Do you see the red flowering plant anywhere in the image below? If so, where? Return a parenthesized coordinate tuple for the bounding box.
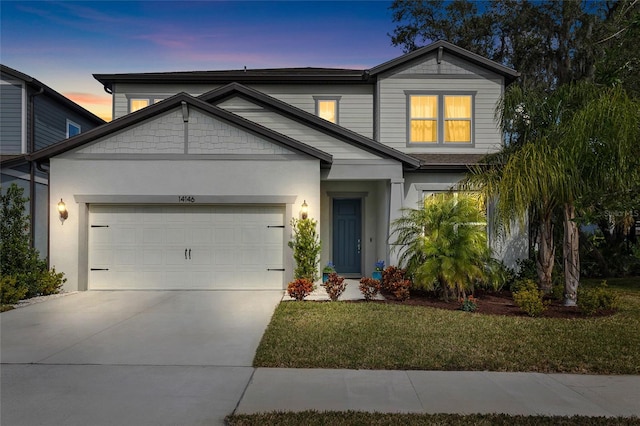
(287, 278, 315, 301)
(359, 277, 380, 301)
(459, 295, 478, 312)
(323, 272, 346, 301)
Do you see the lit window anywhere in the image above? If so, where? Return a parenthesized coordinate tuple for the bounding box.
(66, 119, 81, 138)
(410, 96, 438, 143)
(314, 97, 340, 124)
(444, 96, 472, 143)
(130, 99, 150, 112)
(408, 93, 474, 145)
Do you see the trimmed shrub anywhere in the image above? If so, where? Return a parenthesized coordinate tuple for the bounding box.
(287, 278, 315, 301)
(323, 272, 346, 301)
(358, 277, 380, 301)
(1, 275, 28, 304)
(513, 279, 547, 317)
(460, 295, 478, 312)
(288, 218, 321, 282)
(578, 281, 618, 316)
(381, 266, 411, 301)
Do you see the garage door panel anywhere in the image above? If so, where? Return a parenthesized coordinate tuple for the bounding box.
(114, 249, 137, 266)
(113, 227, 137, 245)
(166, 228, 187, 244)
(143, 249, 163, 266)
(143, 227, 164, 244)
(89, 204, 285, 290)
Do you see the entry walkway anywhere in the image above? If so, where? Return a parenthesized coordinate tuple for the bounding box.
(236, 368, 640, 418)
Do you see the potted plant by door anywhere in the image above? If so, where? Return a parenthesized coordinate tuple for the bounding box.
(322, 262, 336, 283)
(372, 260, 384, 281)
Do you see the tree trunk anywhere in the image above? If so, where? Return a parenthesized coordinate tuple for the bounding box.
(563, 203, 580, 306)
(537, 216, 554, 293)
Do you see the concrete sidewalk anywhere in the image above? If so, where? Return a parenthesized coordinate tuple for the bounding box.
(235, 368, 640, 418)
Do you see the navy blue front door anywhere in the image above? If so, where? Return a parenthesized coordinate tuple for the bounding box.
(333, 199, 362, 274)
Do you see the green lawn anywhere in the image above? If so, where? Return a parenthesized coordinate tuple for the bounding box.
(226, 411, 640, 425)
(254, 278, 640, 374)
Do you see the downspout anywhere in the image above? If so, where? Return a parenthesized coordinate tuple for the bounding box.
(28, 85, 45, 251)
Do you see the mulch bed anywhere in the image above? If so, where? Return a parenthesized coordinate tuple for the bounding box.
(369, 289, 617, 319)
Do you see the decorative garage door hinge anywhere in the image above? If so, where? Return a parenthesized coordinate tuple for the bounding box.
(91, 225, 109, 228)
(90, 268, 109, 271)
(267, 225, 285, 228)
(267, 268, 285, 271)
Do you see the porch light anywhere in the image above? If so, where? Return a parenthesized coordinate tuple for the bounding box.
(301, 200, 308, 219)
(57, 199, 68, 222)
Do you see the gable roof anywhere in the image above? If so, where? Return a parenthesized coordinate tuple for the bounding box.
(29, 92, 332, 164)
(1, 64, 105, 126)
(93, 40, 519, 92)
(368, 40, 520, 84)
(200, 83, 421, 169)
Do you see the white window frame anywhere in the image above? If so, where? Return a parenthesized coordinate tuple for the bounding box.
(66, 119, 81, 138)
(406, 91, 476, 146)
(313, 96, 341, 124)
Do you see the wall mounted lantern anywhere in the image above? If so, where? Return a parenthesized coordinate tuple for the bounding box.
(57, 199, 68, 222)
(301, 200, 309, 220)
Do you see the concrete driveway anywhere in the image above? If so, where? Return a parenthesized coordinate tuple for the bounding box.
(1, 290, 283, 425)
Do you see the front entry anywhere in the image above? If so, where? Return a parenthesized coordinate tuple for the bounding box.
(332, 198, 362, 275)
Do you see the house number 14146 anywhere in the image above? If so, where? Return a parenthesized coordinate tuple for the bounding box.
(178, 196, 196, 203)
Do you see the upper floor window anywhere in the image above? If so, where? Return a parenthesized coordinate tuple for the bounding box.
(129, 97, 164, 113)
(408, 93, 474, 145)
(66, 119, 81, 138)
(314, 96, 340, 124)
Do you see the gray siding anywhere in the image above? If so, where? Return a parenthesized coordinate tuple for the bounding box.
(251, 85, 373, 138)
(1, 80, 24, 154)
(33, 95, 102, 150)
(112, 83, 374, 139)
(378, 52, 504, 155)
(232, 109, 380, 160)
(113, 83, 221, 119)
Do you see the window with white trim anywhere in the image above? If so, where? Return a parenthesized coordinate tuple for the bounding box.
(408, 93, 474, 145)
(66, 119, 81, 138)
(314, 96, 340, 124)
(422, 191, 487, 229)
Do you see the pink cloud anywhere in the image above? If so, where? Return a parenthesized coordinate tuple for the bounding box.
(64, 92, 111, 106)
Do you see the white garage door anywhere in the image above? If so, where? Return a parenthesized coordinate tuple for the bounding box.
(89, 205, 285, 290)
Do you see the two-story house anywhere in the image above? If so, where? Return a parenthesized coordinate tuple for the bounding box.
(30, 40, 523, 292)
(0, 65, 105, 258)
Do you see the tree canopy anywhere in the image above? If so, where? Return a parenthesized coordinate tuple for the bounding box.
(390, 0, 640, 92)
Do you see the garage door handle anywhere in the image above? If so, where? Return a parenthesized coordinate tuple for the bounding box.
(185, 249, 188, 260)
(188, 249, 191, 259)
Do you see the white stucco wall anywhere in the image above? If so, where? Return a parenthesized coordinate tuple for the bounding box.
(49, 157, 320, 291)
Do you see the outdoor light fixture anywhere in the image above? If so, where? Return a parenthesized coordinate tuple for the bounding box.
(301, 200, 308, 219)
(57, 199, 68, 222)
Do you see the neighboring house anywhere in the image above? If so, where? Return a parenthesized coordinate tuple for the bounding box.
(30, 40, 526, 292)
(0, 64, 105, 258)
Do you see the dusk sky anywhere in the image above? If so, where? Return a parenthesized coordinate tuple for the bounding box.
(1, 1, 406, 121)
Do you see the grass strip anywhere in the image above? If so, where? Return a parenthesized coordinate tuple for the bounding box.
(254, 282, 640, 373)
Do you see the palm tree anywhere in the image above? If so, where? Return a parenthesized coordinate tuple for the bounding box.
(558, 84, 640, 304)
(392, 193, 490, 301)
(463, 85, 571, 293)
(464, 83, 640, 304)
